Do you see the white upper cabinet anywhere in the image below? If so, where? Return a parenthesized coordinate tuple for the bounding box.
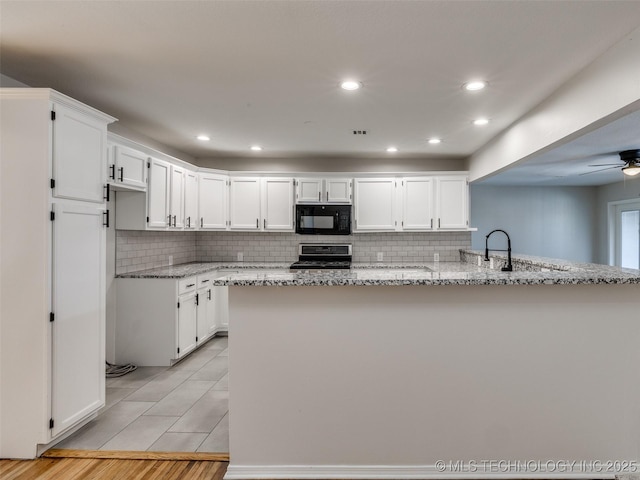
(169, 165, 185, 229)
(199, 173, 228, 230)
(184, 170, 198, 230)
(229, 177, 261, 230)
(110, 145, 147, 191)
(296, 178, 323, 203)
(325, 178, 352, 203)
(402, 177, 434, 231)
(52, 102, 107, 203)
(262, 178, 294, 231)
(354, 178, 397, 231)
(435, 176, 468, 229)
(295, 178, 352, 204)
(147, 157, 171, 228)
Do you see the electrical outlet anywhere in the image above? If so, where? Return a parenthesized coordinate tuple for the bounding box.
(433, 252, 440, 262)
(168, 255, 173, 266)
(237, 252, 244, 262)
(377, 252, 384, 262)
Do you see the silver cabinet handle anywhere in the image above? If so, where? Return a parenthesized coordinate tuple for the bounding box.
(318, 192, 321, 201)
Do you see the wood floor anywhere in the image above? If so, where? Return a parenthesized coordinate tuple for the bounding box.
(0, 450, 228, 480)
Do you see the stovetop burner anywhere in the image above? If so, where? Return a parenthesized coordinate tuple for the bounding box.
(290, 244, 352, 270)
(289, 260, 351, 270)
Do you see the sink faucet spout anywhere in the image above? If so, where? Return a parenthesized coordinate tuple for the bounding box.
(485, 229, 513, 272)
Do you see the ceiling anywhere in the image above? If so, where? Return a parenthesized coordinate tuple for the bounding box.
(2, 0, 640, 184)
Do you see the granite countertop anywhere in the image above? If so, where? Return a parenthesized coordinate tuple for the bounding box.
(117, 253, 640, 286)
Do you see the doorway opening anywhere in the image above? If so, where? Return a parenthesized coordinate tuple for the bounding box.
(609, 200, 640, 269)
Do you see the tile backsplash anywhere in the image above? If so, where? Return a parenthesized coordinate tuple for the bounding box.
(116, 230, 471, 274)
(116, 231, 197, 274)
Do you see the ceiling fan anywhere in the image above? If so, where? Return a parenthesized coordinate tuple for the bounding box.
(585, 149, 640, 177)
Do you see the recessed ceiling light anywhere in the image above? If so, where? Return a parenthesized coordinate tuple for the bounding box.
(473, 118, 490, 126)
(340, 80, 362, 91)
(196, 134, 210, 141)
(386, 147, 398, 153)
(428, 138, 441, 145)
(250, 145, 262, 151)
(463, 80, 487, 91)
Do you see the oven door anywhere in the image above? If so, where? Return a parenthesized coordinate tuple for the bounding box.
(295, 205, 351, 235)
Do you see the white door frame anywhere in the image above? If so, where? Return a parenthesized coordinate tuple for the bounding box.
(608, 198, 640, 267)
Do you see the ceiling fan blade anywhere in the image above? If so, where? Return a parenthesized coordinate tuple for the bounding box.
(579, 166, 621, 176)
(587, 163, 623, 167)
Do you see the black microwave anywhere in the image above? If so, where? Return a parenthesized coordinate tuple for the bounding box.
(295, 204, 352, 235)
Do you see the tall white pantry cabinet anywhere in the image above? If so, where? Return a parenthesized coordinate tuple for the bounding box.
(0, 89, 116, 458)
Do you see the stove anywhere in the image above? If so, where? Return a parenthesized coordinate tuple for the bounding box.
(290, 244, 352, 270)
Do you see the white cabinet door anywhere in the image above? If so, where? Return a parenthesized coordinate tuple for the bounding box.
(51, 202, 105, 437)
(436, 176, 468, 230)
(199, 173, 228, 230)
(326, 178, 352, 204)
(196, 287, 210, 345)
(196, 286, 216, 343)
(354, 178, 397, 231)
(184, 170, 198, 230)
(402, 177, 434, 230)
(169, 165, 185, 229)
(229, 177, 261, 230)
(296, 178, 323, 203)
(262, 178, 294, 231)
(113, 145, 147, 190)
(52, 102, 106, 203)
(147, 158, 170, 228)
(177, 291, 197, 358)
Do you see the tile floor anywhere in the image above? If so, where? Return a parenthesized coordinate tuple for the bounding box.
(55, 336, 229, 453)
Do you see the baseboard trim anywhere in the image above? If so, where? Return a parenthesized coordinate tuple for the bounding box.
(224, 464, 617, 479)
(42, 448, 229, 462)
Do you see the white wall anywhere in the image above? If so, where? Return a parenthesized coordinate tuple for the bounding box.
(470, 185, 597, 262)
(594, 179, 640, 264)
(0, 73, 29, 87)
(196, 156, 468, 173)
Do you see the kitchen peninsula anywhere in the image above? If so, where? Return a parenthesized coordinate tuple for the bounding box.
(119, 253, 640, 480)
(221, 256, 639, 480)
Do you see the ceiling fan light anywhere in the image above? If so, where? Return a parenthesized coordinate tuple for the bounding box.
(622, 164, 640, 176)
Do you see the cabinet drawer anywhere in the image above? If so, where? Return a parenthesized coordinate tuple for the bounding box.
(197, 273, 214, 288)
(178, 277, 197, 295)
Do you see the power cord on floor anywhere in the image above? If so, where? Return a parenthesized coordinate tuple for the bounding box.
(106, 361, 137, 378)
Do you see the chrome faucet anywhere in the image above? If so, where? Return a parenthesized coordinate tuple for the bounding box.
(485, 229, 513, 272)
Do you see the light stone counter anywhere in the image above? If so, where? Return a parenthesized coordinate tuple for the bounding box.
(116, 253, 640, 286)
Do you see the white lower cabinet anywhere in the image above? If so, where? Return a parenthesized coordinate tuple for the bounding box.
(51, 202, 106, 437)
(177, 289, 197, 359)
(116, 274, 224, 366)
